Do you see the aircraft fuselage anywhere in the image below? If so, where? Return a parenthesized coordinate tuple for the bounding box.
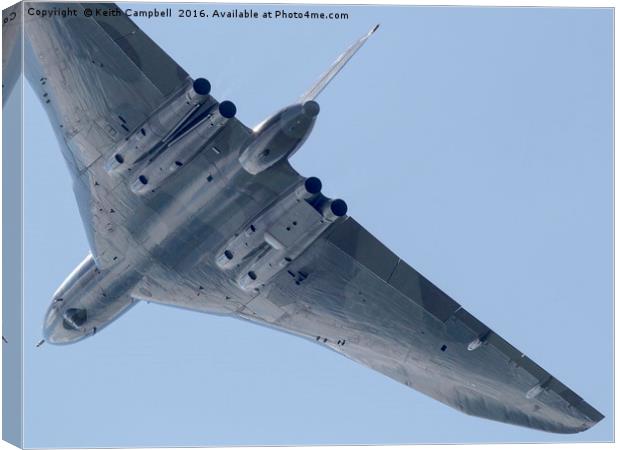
(43, 80, 342, 344)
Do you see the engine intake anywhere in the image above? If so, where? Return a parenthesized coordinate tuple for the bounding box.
(321, 198, 348, 222)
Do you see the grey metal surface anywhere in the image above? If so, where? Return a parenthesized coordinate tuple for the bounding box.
(2, 2, 22, 106)
(23, 2, 603, 435)
(3, 4, 24, 446)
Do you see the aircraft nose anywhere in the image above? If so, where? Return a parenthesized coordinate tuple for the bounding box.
(43, 302, 88, 345)
(43, 300, 61, 332)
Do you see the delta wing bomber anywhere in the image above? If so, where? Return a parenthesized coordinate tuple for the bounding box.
(8, 2, 604, 435)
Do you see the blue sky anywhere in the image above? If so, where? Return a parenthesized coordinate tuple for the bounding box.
(19, 4, 612, 446)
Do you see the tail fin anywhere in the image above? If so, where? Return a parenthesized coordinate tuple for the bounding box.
(301, 24, 379, 102)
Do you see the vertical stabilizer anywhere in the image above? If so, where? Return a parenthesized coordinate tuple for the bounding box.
(301, 24, 379, 102)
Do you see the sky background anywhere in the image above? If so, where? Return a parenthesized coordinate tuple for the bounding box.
(18, 4, 612, 447)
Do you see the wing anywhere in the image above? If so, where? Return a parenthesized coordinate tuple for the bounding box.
(237, 216, 603, 434)
(24, 2, 189, 265)
(24, 2, 189, 172)
(24, 3, 252, 267)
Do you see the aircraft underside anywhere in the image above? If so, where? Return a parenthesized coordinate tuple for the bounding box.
(15, 1, 603, 435)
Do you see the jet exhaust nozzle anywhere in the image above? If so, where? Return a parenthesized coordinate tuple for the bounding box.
(295, 176, 322, 200)
(321, 198, 348, 222)
(219, 100, 237, 119)
(192, 78, 211, 96)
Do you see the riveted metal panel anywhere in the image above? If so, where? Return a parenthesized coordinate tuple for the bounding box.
(326, 217, 399, 281)
(388, 260, 461, 323)
(454, 307, 490, 336)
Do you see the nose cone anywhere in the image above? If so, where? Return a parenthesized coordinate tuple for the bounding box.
(43, 302, 89, 345)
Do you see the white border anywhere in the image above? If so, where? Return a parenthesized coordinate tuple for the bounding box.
(0, 1, 614, 450)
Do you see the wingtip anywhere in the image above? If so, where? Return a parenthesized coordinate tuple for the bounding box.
(371, 24, 380, 34)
